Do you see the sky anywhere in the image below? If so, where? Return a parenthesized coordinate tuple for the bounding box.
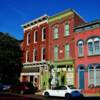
(0, 0, 100, 40)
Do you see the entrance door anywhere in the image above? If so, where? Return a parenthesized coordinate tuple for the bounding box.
(78, 66, 85, 89)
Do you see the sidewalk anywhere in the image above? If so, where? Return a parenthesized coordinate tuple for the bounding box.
(84, 93, 100, 97)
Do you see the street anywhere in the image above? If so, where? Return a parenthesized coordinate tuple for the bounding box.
(0, 92, 100, 100)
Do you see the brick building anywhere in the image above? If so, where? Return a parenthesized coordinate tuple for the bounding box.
(48, 9, 85, 88)
(20, 9, 100, 93)
(74, 20, 100, 93)
(20, 15, 50, 89)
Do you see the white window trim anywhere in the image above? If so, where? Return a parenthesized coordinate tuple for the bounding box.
(64, 23, 70, 36)
(53, 27, 59, 39)
(27, 33, 30, 45)
(41, 48, 46, 61)
(34, 30, 37, 43)
(78, 41, 84, 57)
(33, 48, 37, 62)
(42, 27, 46, 41)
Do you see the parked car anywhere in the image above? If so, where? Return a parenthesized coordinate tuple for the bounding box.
(0, 83, 11, 92)
(43, 85, 83, 100)
(10, 82, 38, 94)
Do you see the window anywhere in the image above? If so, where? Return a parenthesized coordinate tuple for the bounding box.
(26, 51, 29, 63)
(87, 37, 100, 55)
(41, 48, 46, 60)
(27, 32, 30, 45)
(53, 27, 58, 39)
(42, 27, 46, 41)
(64, 23, 70, 36)
(94, 38, 100, 54)
(34, 31, 38, 43)
(65, 44, 70, 58)
(78, 41, 84, 57)
(33, 48, 37, 61)
(54, 46, 58, 60)
(88, 65, 100, 86)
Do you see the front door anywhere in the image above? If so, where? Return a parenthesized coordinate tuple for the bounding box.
(78, 66, 85, 89)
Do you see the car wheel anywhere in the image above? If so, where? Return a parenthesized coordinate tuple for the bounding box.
(44, 92, 49, 97)
(65, 93, 71, 100)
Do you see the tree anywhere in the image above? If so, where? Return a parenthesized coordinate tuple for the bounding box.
(0, 32, 23, 84)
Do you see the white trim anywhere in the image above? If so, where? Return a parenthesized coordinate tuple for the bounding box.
(23, 20, 48, 31)
(42, 27, 46, 41)
(34, 30, 38, 43)
(21, 73, 40, 76)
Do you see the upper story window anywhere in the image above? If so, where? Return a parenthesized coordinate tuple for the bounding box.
(42, 27, 46, 41)
(65, 44, 70, 58)
(78, 41, 84, 57)
(33, 48, 37, 61)
(41, 48, 46, 60)
(54, 45, 58, 60)
(64, 23, 70, 36)
(26, 50, 29, 63)
(53, 27, 59, 39)
(27, 32, 30, 45)
(87, 37, 100, 55)
(34, 31, 38, 43)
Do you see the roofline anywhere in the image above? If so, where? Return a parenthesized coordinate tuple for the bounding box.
(21, 14, 49, 27)
(48, 8, 73, 20)
(74, 19, 100, 29)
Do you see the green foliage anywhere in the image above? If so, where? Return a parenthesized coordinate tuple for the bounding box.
(0, 32, 23, 84)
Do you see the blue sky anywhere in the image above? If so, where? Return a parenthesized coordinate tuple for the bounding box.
(0, 0, 100, 40)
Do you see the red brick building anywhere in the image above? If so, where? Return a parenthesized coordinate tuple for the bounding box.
(74, 20, 100, 93)
(20, 15, 50, 89)
(48, 9, 85, 87)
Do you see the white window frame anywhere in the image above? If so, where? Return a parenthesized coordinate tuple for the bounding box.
(33, 48, 37, 62)
(26, 50, 29, 63)
(34, 31, 38, 43)
(78, 41, 84, 57)
(53, 27, 59, 39)
(27, 32, 30, 45)
(42, 27, 46, 41)
(64, 23, 70, 36)
(65, 44, 70, 58)
(41, 48, 46, 61)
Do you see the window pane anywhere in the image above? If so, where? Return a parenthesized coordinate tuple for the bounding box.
(78, 43, 83, 56)
(42, 28, 46, 40)
(54, 27, 58, 39)
(65, 44, 70, 57)
(54, 46, 58, 59)
(88, 42, 94, 55)
(94, 41, 100, 54)
(65, 24, 69, 36)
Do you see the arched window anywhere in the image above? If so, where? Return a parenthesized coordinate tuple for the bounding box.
(78, 41, 84, 57)
(87, 37, 100, 55)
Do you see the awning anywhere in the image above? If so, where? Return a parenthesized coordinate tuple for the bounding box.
(21, 67, 39, 73)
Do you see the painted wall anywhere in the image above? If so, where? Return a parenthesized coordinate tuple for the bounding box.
(74, 27, 100, 89)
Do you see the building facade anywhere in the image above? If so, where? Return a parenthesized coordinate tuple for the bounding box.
(48, 9, 85, 88)
(74, 20, 100, 93)
(20, 15, 50, 90)
(20, 9, 100, 93)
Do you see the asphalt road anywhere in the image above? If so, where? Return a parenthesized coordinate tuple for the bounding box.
(0, 93, 100, 100)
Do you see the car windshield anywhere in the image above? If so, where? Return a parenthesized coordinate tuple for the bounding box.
(68, 85, 76, 89)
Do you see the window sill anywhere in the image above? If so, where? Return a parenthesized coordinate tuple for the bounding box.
(88, 54, 100, 57)
(64, 34, 70, 37)
(78, 56, 84, 58)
